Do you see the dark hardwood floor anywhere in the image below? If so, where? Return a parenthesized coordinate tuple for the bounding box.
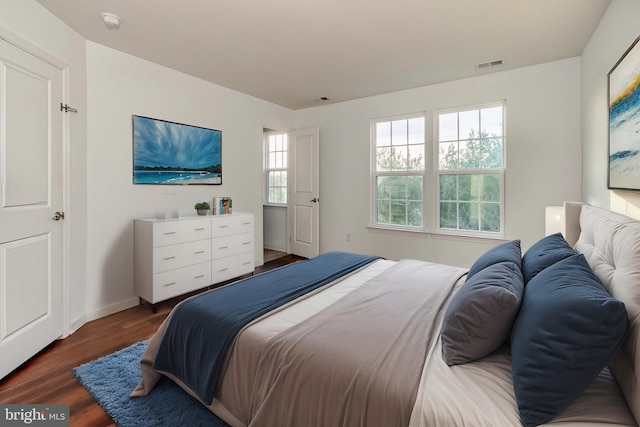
(0, 254, 303, 427)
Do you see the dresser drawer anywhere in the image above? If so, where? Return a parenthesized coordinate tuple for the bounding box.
(135, 213, 254, 308)
(152, 262, 212, 302)
(212, 252, 254, 283)
(211, 232, 254, 260)
(153, 239, 211, 273)
(153, 218, 211, 247)
(211, 214, 254, 238)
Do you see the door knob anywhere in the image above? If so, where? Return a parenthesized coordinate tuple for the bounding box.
(53, 211, 65, 221)
(310, 198, 319, 203)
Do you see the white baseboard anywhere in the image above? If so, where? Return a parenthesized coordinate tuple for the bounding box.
(84, 297, 140, 323)
(264, 243, 287, 252)
(68, 314, 87, 336)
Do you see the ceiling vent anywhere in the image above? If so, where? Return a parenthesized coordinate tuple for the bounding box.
(475, 59, 504, 70)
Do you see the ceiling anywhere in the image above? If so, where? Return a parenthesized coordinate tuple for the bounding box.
(36, 0, 610, 110)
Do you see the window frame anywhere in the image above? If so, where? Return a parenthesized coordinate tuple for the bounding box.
(434, 101, 506, 238)
(263, 130, 288, 207)
(370, 112, 427, 231)
(368, 102, 507, 240)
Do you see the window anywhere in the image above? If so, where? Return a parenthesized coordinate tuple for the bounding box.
(437, 102, 505, 235)
(265, 131, 287, 204)
(372, 114, 425, 228)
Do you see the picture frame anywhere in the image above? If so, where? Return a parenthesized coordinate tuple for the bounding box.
(213, 196, 233, 215)
(132, 115, 222, 185)
(608, 35, 640, 191)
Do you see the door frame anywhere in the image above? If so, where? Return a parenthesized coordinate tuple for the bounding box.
(261, 123, 320, 260)
(261, 123, 292, 263)
(0, 25, 71, 338)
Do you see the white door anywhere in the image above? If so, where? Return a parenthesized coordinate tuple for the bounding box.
(288, 127, 319, 259)
(0, 37, 64, 379)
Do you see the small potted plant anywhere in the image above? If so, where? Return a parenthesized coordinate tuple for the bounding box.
(194, 201, 210, 215)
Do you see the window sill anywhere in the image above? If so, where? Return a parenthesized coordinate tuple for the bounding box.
(367, 224, 508, 243)
(429, 230, 508, 243)
(367, 224, 427, 235)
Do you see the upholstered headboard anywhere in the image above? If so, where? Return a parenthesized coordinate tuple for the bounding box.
(569, 204, 640, 424)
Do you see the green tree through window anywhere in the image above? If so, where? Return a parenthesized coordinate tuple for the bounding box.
(373, 115, 425, 227)
(370, 103, 504, 236)
(437, 103, 505, 234)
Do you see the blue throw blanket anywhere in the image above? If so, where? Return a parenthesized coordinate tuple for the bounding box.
(153, 251, 381, 404)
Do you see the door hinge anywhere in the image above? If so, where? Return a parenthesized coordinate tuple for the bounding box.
(60, 103, 78, 113)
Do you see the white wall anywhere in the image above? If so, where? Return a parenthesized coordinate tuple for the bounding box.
(3, 0, 587, 322)
(85, 42, 294, 319)
(582, 0, 640, 217)
(0, 0, 88, 332)
(296, 58, 582, 267)
(263, 206, 287, 251)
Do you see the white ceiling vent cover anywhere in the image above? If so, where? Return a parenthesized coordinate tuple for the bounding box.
(475, 59, 504, 70)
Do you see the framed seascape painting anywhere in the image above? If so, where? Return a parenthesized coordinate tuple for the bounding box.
(132, 115, 222, 185)
(608, 35, 640, 191)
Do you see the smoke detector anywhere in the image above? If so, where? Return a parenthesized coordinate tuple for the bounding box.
(102, 12, 121, 30)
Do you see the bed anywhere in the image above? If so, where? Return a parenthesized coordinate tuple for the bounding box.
(132, 203, 640, 427)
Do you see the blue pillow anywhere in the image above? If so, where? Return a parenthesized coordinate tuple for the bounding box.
(441, 261, 524, 365)
(521, 233, 576, 283)
(467, 240, 521, 280)
(510, 254, 629, 427)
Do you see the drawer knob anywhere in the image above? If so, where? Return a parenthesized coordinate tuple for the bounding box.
(242, 242, 251, 245)
(163, 231, 176, 235)
(195, 227, 206, 231)
(194, 275, 205, 279)
(194, 250, 205, 254)
(219, 246, 228, 250)
(219, 225, 229, 228)
(219, 267, 229, 272)
(163, 256, 176, 260)
(163, 282, 176, 287)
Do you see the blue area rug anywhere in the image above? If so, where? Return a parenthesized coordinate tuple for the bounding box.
(73, 341, 229, 427)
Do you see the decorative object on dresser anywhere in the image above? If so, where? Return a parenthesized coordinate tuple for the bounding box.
(213, 196, 232, 215)
(194, 201, 210, 215)
(134, 213, 254, 312)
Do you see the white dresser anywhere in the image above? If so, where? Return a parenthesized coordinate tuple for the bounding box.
(134, 213, 254, 311)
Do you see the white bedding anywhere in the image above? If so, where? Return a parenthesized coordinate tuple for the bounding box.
(134, 204, 640, 427)
(211, 258, 635, 427)
(214, 259, 464, 426)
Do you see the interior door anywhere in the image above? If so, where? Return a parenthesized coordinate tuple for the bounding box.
(288, 127, 319, 259)
(0, 37, 64, 379)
